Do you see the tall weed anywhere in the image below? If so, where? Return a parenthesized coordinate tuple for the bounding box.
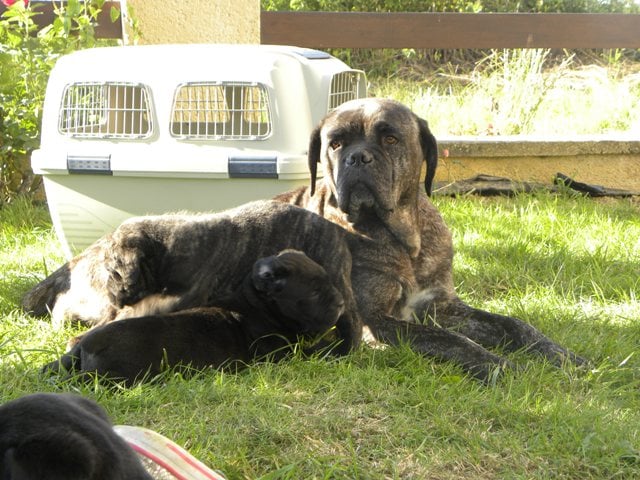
(372, 48, 640, 136)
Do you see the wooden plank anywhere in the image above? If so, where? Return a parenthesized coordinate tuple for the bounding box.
(261, 11, 640, 49)
(0, 1, 123, 39)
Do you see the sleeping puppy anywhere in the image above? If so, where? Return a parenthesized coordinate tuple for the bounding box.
(25, 201, 363, 357)
(42, 250, 345, 385)
(0, 393, 152, 479)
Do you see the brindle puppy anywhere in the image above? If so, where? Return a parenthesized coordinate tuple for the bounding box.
(42, 250, 345, 385)
(24, 201, 363, 357)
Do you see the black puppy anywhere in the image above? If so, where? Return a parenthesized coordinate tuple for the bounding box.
(43, 250, 345, 385)
(0, 393, 152, 479)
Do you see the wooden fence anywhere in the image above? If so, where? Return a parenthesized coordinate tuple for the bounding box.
(3, 3, 640, 50)
(260, 11, 640, 49)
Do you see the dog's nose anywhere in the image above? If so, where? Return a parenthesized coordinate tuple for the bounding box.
(345, 151, 373, 166)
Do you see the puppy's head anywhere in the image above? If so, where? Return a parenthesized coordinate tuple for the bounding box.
(307, 98, 438, 257)
(0, 393, 152, 480)
(252, 250, 344, 336)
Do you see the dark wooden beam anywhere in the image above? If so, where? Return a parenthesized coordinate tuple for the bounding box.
(0, 1, 123, 39)
(261, 11, 640, 49)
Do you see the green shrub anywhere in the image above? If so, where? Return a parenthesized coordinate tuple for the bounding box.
(0, 0, 120, 205)
(262, 0, 480, 12)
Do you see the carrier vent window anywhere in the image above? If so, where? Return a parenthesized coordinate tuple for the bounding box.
(58, 82, 153, 138)
(170, 82, 271, 140)
(328, 70, 366, 110)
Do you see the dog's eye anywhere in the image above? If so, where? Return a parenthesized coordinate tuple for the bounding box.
(384, 135, 398, 145)
(329, 139, 342, 150)
(259, 270, 273, 280)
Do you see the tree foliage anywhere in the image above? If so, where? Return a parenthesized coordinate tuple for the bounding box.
(0, 0, 119, 205)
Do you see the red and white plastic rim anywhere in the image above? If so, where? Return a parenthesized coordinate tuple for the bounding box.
(114, 425, 227, 480)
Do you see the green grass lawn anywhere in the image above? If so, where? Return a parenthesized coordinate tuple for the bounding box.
(1, 193, 639, 479)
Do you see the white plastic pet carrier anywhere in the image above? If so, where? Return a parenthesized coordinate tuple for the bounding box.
(32, 44, 367, 257)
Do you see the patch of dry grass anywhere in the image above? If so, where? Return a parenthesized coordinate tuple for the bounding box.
(370, 49, 640, 137)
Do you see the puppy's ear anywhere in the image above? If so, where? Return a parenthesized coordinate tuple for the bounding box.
(307, 124, 322, 197)
(417, 117, 438, 197)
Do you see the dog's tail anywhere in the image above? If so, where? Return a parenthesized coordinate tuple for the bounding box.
(21, 263, 71, 317)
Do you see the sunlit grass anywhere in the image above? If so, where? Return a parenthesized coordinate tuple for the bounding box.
(1, 194, 639, 479)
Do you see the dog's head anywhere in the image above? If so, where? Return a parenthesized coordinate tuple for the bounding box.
(307, 98, 438, 257)
(0, 393, 152, 480)
(252, 250, 344, 337)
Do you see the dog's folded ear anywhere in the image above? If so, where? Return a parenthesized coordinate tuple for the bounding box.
(307, 124, 322, 196)
(417, 118, 438, 197)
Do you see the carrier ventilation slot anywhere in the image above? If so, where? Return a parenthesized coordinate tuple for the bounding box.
(170, 82, 271, 140)
(328, 70, 367, 111)
(58, 82, 153, 139)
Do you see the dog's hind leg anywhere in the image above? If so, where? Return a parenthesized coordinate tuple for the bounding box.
(21, 263, 71, 317)
(427, 300, 589, 367)
(22, 238, 117, 327)
(368, 314, 512, 383)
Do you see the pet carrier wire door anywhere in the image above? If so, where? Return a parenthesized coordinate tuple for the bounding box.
(59, 82, 154, 140)
(170, 82, 272, 140)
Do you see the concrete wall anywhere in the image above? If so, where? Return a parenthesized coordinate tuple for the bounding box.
(126, 0, 259, 44)
(436, 136, 640, 192)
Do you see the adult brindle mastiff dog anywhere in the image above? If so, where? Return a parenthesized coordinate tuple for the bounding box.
(273, 97, 587, 374)
(23, 98, 585, 381)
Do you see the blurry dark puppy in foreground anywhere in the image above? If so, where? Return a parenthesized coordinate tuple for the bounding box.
(0, 392, 152, 480)
(43, 250, 345, 385)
